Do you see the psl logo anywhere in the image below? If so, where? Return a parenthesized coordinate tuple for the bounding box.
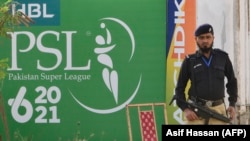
(69, 17, 142, 114)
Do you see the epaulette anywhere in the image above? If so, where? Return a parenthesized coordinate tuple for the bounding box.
(213, 48, 228, 55)
(186, 53, 196, 59)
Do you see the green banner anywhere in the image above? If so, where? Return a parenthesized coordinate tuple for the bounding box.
(0, 0, 166, 140)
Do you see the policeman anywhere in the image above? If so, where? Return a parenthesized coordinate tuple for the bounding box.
(175, 23, 238, 125)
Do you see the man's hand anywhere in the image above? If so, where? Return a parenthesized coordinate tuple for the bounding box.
(227, 106, 236, 120)
(184, 108, 199, 121)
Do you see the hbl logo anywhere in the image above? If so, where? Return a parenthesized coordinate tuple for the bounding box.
(13, 0, 60, 26)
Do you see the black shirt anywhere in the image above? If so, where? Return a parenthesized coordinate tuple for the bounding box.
(175, 49, 238, 111)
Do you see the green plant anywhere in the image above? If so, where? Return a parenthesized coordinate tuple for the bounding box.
(0, 1, 34, 141)
(0, 0, 33, 79)
(13, 129, 33, 141)
(0, 0, 34, 38)
(0, 58, 8, 87)
(67, 121, 95, 141)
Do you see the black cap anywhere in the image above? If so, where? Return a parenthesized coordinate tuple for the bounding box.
(195, 23, 214, 36)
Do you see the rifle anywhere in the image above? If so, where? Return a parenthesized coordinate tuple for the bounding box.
(169, 95, 232, 125)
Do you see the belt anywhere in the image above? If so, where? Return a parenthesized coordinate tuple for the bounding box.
(190, 97, 224, 107)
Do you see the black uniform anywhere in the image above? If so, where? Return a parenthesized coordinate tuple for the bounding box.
(175, 48, 238, 111)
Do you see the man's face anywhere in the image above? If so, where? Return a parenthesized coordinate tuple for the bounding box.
(196, 33, 214, 53)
